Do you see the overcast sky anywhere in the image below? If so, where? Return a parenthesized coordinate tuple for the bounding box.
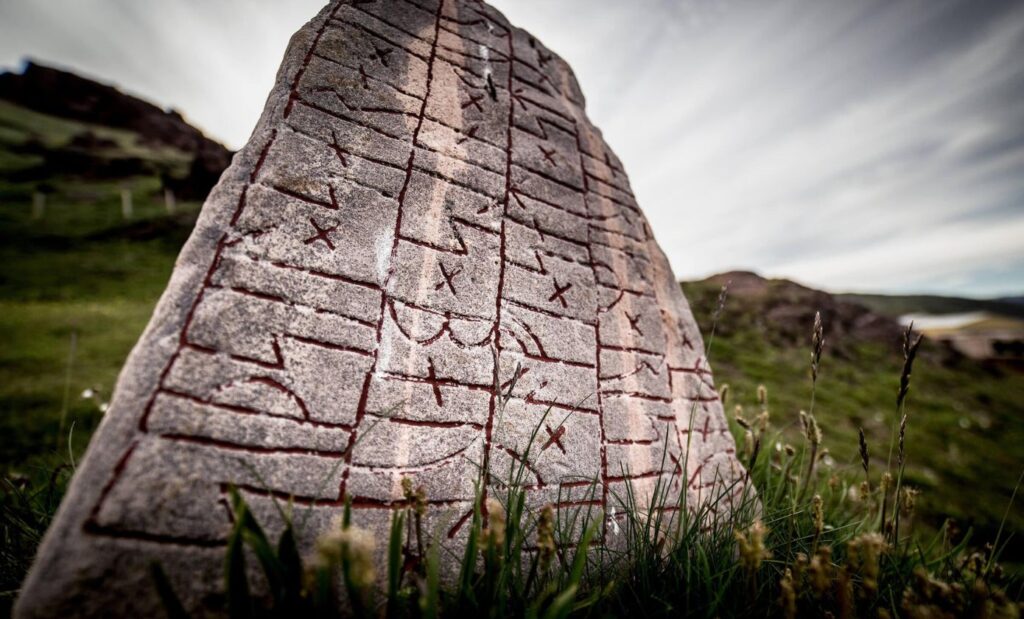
(2, 0, 1022, 298)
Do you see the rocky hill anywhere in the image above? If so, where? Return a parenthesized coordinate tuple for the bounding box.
(690, 271, 904, 356)
(0, 61, 231, 198)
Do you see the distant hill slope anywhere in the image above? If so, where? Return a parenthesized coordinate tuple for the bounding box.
(695, 271, 904, 354)
(838, 292, 1024, 320)
(0, 61, 231, 199)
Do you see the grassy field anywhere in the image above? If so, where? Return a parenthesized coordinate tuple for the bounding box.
(0, 181, 199, 475)
(0, 98, 202, 483)
(0, 179, 202, 613)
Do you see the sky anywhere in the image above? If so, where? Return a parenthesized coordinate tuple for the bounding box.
(1, 0, 1022, 298)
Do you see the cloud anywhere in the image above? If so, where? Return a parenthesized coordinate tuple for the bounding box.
(2, 0, 1022, 296)
(0, 0, 327, 147)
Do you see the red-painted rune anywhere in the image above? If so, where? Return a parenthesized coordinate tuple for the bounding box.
(434, 262, 462, 295)
(462, 92, 485, 112)
(538, 145, 558, 167)
(542, 424, 567, 454)
(548, 279, 572, 308)
(302, 217, 337, 249)
(626, 312, 644, 336)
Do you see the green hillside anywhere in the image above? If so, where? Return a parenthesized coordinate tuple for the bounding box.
(0, 97, 206, 476)
(683, 275, 1024, 565)
(839, 291, 1024, 320)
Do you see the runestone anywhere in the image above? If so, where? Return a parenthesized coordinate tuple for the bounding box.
(17, 1, 744, 616)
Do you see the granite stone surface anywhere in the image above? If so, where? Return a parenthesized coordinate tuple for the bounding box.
(16, 1, 745, 615)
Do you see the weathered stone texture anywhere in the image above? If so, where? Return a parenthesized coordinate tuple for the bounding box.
(17, 1, 744, 615)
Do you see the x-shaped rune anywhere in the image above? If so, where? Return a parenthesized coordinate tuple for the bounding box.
(542, 424, 567, 454)
(370, 44, 392, 67)
(669, 452, 684, 475)
(626, 312, 644, 336)
(461, 92, 484, 112)
(434, 262, 462, 295)
(538, 145, 558, 167)
(303, 218, 337, 250)
(548, 279, 572, 308)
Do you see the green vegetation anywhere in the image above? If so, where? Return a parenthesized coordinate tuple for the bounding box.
(0, 184, 199, 472)
(839, 292, 1024, 321)
(0, 100, 192, 173)
(0, 97, 204, 483)
(682, 280, 1024, 570)
(150, 331, 1022, 618)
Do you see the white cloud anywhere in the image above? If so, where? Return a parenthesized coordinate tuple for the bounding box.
(1, 0, 1021, 297)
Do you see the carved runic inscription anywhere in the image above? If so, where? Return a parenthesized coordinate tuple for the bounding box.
(17, 1, 745, 615)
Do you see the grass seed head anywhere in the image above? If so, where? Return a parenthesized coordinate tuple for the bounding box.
(858, 427, 870, 475)
(779, 568, 797, 619)
(811, 311, 826, 382)
(484, 497, 506, 550)
(537, 504, 555, 572)
(401, 476, 427, 516)
(315, 520, 377, 590)
(812, 494, 824, 537)
(809, 546, 832, 597)
(800, 411, 822, 447)
(900, 487, 919, 518)
(756, 410, 770, 433)
(847, 532, 887, 594)
(897, 323, 924, 410)
(858, 481, 870, 502)
(735, 519, 771, 573)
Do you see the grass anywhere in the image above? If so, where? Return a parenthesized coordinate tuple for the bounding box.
(144, 304, 1023, 618)
(0, 179, 200, 482)
(0, 178, 201, 616)
(682, 279, 1024, 568)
